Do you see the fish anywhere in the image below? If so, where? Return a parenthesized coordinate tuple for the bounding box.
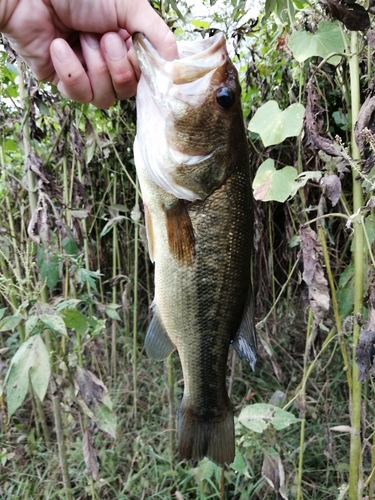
(133, 32, 257, 466)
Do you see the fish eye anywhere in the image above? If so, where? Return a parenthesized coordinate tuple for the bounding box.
(216, 87, 235, 109)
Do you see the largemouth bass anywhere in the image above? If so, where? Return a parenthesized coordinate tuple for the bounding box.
(133, 32, 256, 466)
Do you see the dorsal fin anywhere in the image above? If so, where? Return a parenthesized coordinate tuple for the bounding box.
(163, 199, 195, 266)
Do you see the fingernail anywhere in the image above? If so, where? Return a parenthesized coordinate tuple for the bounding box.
(105, 34, 125, 61)
(52, 41, 71, 63)
(83, 33, 100, 50)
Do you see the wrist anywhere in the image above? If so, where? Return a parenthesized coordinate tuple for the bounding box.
(0, 0, 19, 32)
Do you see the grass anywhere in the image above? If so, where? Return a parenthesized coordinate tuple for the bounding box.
(0, 311, 361, 499)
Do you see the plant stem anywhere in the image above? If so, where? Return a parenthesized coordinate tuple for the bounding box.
(111, 171, 118, 382)
(348, 30, 364, 500)
(296, 308, 313, 500)
(51, 378, 73, 500)
(166, 354, 176, 460)
(132, 182, 140, 417)
(317, 225, 352, 392)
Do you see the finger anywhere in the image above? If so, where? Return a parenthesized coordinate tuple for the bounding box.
(50, 39, 93, 103)
(80, 33, 116, 109)
(127, 46, 141, 82)
(116, 0, 178, 61)
(101, 32, 137, 100)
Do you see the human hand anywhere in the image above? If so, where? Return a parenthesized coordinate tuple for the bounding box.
(0, 0, 178, 108)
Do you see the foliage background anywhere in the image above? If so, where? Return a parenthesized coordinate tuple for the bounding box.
(1, 0, 375, 499)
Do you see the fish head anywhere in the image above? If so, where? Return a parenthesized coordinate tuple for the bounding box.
(133, 33, 247, 201)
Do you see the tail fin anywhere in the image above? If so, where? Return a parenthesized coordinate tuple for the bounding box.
(178, 403, 235, 466)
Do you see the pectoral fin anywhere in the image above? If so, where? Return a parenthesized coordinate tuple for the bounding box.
(144, 204, 155, 262)
(145, 311, 176, 360)
(164, 199, 195, 266)
(231, 291, 257, 371)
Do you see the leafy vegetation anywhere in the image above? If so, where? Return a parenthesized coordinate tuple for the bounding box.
(1, 0, 375, 498)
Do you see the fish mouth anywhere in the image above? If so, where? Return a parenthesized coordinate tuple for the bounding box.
(133, 32, 228, 86)
(133, 32, 233, 201)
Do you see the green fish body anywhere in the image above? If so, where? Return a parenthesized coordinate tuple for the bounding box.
(133, 33, 256, 466)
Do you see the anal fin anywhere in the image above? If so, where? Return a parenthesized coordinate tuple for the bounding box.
(145, 311, 176, 360)
(163, 199, 195, 266)
(231, 291, 257, 371)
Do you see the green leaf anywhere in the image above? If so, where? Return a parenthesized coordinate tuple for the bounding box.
(75, 368, 117, 438)
(253, 159, 298, 202)
(60, 309, 88, 336)
(288, 22, 347, 66)
(364, 216, 375, 246)
(25, 315, 39, 339)
(105, 304, 122, 322)
(56, 299, 82, 311)
(62, 235, 79, 257)
(4, 335, 51, 418)
(198, 457, 222, 480)
(289, 171, 322, 199)
(100, 216, 126, 238)
(37, 247, 60, 291)
(238, 404, 300, 434)
(263, 0, 277, 20)
(337, 263, 354, 318)
(230, 448, 251, 478)
(0, 308, 7, 321)
(77, 269, 100, 292)
(277, 0, 294, 23)
(190, 19, 210, 29)
(248, 101, 305, 147)
(39, 313, 67, 337)
(0, 314, 22, 332)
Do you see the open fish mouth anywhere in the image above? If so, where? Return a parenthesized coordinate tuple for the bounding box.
(133, 32, 228, 87)
(133, 33, 237, 201)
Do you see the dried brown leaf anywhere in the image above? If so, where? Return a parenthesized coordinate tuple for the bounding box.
(262, 450, 288, 500)
(325, 0, 370, 31)
(299, 227, 330, 323)
(356, 330, 375, 381)
(320, 174, 342, 206)
(354, 95, 375, 158)
(299, 227, 318, 286)
(276, 33, 290, 51)
(304, 83, 344, 158)
(75, 367, 107, 407)
(82, 429, 99, 481)
(367, 30, 375, 48)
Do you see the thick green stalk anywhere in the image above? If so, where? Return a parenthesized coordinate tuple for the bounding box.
(348, 31, 364, 500)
